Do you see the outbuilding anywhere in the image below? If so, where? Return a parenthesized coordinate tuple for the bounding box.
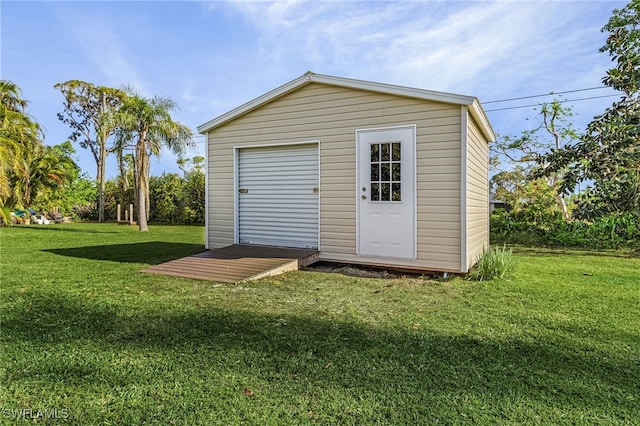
(197, 72, 495, 274)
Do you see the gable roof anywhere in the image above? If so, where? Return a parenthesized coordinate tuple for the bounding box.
(197, 71, 495, 141)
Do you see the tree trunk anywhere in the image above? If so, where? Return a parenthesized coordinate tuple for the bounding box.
(556, 194, 569, 220)
(137, 175, 148, 232)
(136, 137, 149, 232)
(145, 154, 150, 222)
(98, 147, 106, 222)
(117, 148, 129, 192)
(548, 176, 570, 220)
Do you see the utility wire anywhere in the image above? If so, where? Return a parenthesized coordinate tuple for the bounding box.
(484, 86, 610, 104)
(484, 94, 620, 112)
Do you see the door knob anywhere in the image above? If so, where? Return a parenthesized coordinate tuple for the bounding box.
(361, 195, 367, 200)
(362, 187, 367, 192)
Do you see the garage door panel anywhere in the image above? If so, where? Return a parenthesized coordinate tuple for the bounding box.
(238, 143, 319, 249)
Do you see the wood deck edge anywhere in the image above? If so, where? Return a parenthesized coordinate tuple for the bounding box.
(241, 259, 300, 282)
(299, 252, 320, 268)
(141, 268, 236, 283)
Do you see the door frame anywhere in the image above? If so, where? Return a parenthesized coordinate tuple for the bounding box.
(355, 124, 417, 259)
(233, 140, 321, 248)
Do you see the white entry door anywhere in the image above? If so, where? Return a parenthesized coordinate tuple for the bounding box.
(357, 126, 415, 259)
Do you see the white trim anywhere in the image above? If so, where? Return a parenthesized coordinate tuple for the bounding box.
(204, 134, 209, 249)
(355, 124, 417, 134)
(234, 140, 321, 249)
(413, 126, 417, 260)
(486, 138, 491, 252)
(315, 73, 475, 105)
(316, 141, 321, 252)
(469, 99, 496, 141)
(233, 140, 320, 150)
(460, 106, 469, 273)
(355, 129, 361, 256)
(197, 72, 494, 141)
(355, 124, 417, 259)
(233, 148, 239, 244)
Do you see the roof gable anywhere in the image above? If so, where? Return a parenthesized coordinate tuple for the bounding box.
(197, 71, 495, 140)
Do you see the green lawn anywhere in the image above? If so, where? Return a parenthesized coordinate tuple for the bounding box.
(1, 224, 638, 425)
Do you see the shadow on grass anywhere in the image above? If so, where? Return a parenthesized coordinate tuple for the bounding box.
(12, 224, 120, 233)
(44, 242, 204, 264)
(2, 293, 637, 423)
(506, 245, 640, 259)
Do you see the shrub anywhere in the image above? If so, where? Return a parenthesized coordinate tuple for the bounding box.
(149, 173, 186, 223)
(468, 245, 517, 281)
(490, 210, 640, 251)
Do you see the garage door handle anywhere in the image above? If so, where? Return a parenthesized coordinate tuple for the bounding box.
(239, 188, 248, 194)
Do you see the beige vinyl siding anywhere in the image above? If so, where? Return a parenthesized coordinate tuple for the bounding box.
(466, 113, 490, 268)
(207, 147, 234, 248)
(207, 83, 462, 271)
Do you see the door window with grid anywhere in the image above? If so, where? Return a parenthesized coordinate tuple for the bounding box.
(370, 142, 401, 202)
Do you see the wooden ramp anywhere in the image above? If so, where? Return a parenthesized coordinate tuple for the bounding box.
(142, 244, 319, 283)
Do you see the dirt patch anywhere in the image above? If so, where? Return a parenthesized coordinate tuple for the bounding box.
(306, 261, 445, 280)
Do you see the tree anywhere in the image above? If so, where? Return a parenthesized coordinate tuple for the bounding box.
(55, 80, 126, 222)
(492, 100, 579, 219)
(10, 141, 75, 208)
(115, 147, 132, 192)
(0, 81, 78, 226)
(48, 173, 97, 218)
(183, 166, 205, 224)
(176, 157, 191, 178)
(115, 92, 192, 232)
(29, 141, 87, 213)
(537, 0, 640, 218)
(0, 80, 28, 112)
(149, 173, 186, 223)
(177, 155, 205, 177)
(0, 80, 41, 208)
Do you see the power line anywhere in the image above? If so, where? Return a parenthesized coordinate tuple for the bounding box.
(484, 86, 610, 104)
(484, 94, 620, 112)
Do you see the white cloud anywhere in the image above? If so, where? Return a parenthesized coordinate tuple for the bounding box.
(7, 0, 624, 178)
(214, 0, 623, 143)
(223, 0, 616, 99)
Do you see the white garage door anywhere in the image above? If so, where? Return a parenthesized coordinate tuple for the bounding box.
(238, 143, 319, 249)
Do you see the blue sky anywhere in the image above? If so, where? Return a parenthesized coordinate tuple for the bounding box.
(1, 0, 625, 179)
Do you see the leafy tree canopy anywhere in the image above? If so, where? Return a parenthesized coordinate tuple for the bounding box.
(537, 0, 640, 218)
(55, 80, 126, 222)
(492, 100, 578, 219)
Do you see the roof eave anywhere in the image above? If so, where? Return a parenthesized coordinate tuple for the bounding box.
(469, 98, 496, 142)
(312, 72, 477, 106)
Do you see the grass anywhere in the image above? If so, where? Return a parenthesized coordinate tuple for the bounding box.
(1, 224, 639, 425)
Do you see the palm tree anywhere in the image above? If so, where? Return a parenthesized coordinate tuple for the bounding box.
(0, 80, 28, 112)
(10, 141, 72, 208)
(116, 93, 192, 232)
(1, 81, 76, 226)
(0, 80, 42, 217)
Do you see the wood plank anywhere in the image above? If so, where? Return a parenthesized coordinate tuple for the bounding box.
(141, 244, 319, 283)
